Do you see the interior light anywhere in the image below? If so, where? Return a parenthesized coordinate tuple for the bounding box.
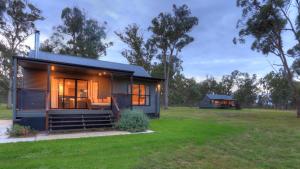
(157, 84, 161, 91)
(51, 66, 55, 71)
(98, 73, 102, 76)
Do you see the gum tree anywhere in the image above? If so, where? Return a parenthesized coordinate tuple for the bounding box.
(0, 0, 43, 107)
(41, 7, 112, 59)
(234, 0, 300, 116)
(115, 24, 157, 72)
(149, 4, 198, 109)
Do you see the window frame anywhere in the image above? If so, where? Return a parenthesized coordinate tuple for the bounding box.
(128, 83, 151, 106)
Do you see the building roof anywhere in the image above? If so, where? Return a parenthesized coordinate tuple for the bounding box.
(206, 94, 234, 100)
(27, 50, 152, 78)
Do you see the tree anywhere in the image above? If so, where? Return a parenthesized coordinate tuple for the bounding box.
(41, 7, 112, 59)
(260, 70, 292, 109)
(232, 71, 258, 107)
(168, 74, 201, 106)
(115, 24, 157, 72)
(149, 4, 198, 109)
(198, 76, 221, 96)
(0, 0, 43, 106)
(220, 75, 234, 95)
(234, 0, 300, 116)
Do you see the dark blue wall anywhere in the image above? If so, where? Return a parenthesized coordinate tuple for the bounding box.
(16, 117, 46, 131)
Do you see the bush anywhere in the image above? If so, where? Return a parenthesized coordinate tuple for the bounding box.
(6, 124, 37, 137)
(117, 109, 149, 132)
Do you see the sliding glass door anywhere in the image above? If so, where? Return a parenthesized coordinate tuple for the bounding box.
(51, 78, 88, 109)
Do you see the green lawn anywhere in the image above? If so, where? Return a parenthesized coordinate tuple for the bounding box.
(1, 107, 300, 169)
(0, 104, 11, 119)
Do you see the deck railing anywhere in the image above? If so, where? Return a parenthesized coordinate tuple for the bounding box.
(17, 88, 47, 110)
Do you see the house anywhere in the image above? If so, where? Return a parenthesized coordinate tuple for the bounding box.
(199, 94, 236, 109)
(11, 44, 162, 132)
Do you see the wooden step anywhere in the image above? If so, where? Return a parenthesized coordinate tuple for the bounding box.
(48, 111, 114, 132)
(50, 119, 112, 124)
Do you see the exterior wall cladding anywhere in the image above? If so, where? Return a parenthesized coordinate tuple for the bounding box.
(113, 78, 160, 117)
(16, 68, 160, 130)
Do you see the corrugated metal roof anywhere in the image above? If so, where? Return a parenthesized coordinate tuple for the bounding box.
(28, 50, 151, 77)
(207, 94, 234, 100)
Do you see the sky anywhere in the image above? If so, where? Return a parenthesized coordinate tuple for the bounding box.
(24, 0, 288, 82)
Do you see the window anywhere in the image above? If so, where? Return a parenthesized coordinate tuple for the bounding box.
(128, 84, 150, 106)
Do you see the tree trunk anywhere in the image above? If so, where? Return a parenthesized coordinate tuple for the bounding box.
(164, 76, 169, 109)
(7, 78, 12, 109)
(163, 51, 168, 109)
(296, 97, 300, 118)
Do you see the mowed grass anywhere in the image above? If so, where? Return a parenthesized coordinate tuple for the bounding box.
(0, 104, 11, 119)
(1, 107, 300, 169)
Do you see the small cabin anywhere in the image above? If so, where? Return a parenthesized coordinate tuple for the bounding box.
(199, 94, 236, 109)
(11, 50, 163, 131)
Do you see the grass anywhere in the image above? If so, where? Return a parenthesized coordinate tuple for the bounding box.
(1, 107, 300, 168)
(0, 104, 11, 119)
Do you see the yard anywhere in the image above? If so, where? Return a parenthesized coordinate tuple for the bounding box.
(0, 104, 11, 119)
(1, 107, 300, 169)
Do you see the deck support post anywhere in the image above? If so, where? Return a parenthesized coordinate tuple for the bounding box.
(46, 64, 51, 131)
(12, 57, 17, 121)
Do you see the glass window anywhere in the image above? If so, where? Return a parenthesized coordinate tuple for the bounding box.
(77, 80, 88, 97)
(77, 80, 88, 108)
(129, 84, 150, 106)
(64, 79, 75, 97)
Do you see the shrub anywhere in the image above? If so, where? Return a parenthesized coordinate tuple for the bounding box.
(6, 124, 37, 137)
(117, 109, 149, 132)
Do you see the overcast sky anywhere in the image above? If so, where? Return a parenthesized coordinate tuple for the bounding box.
(24, 0, 286, 81)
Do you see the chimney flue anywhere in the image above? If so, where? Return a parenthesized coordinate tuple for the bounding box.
(34, 30, 40, 58)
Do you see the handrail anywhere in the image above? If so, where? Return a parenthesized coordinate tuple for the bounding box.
(112, 97, 120, 122)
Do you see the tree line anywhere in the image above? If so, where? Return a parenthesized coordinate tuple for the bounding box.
(167, 69, 293, 109)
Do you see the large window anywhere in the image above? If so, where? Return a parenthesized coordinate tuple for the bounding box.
(128, 84, 150, 106)
(51, 78, 88, 109)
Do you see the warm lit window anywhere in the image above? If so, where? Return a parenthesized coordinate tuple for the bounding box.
(128, 84, 150, 106)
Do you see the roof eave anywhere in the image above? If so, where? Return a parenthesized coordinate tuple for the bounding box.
(133, 76, 164, 81)
(14, 55, 135, 75)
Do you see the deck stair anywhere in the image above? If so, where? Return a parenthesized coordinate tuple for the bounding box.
(48, 110, 114, 132)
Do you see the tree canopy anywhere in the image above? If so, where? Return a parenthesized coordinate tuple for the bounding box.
(40, 7, 112, 59)
(115, 24, 156, 72)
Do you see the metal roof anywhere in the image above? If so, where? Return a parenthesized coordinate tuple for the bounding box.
(206, 94, 234, 100)
(28, 50, 151, 77)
